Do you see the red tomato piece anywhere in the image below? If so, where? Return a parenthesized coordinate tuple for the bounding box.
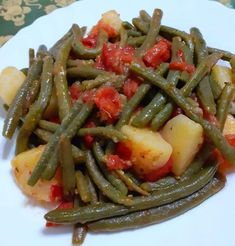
(143, 156, 173, 182)
(49, 185, 63, 202)
(115, 142, 132, 160)
(83, 121, 96, 149)
(100, 43, 135, 74)
(123, 78, 139, 99)
(106, 154, 132, 171)
(90, 20, 118, 38)
(82, 89, 96, 104)
(69, 82, 82, 104)
(95, 86, 121, 122)
(169, 61, 195, 73)
(82, 35, 98, 48)
(143, 39, 171, 68)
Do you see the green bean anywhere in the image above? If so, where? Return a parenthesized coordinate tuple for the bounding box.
(72, 24, 108, 59)
(76, 171, 91, 203)
(20, 68, 28, 76)
(135, 9, 162, 58)
(115, 170, 149, 196)
(132, 18, 149, 34)
(180, 71, 190, 84)
(209, 73, 223, 99)
(122, 21, 134, 30)
(27, 100, 82, 186)
(151, 102, 174, 131)
(36, 45, 49, 59)
(140, 176, 177, 192)
(22, 79, 41, 115)
(208, 47, 235, 61)
(3, 58, 43, 139)
(216, 83, 235, 130)
(116, 84, 151, 129)
(120, 27, 128, 47)
(190, 27, 207, 64)
(88, 173, 225, 232)
(16, 56, 53, 154)
(159, 25, 194, 55)
(43, 86, 58, 120)
(127, 36, 146, 47)
(132, 37, 181, 128)
(29, 48, 35, 67)
(67, 59, 95, 67)
(54, 37, 72, 120)
(85, 151, 132, 206)
(86, 174, 98, 204)
(230, 57, 235, 86)
(78, 127, 126, 142)
(197, 76, 216, 115)
(59, 136, 76, 197)
(92, 142, 128, 196)
(126, 29, 142, 37)
(72, 223, 87, 245)
(45, 162, 217, 224)
(139, 10, 151, 23)
(130, 62, 235, 165)
(34, 128, 85, 164)
(38, 120, 59, 132)
(67, 65, 110, 79)
(181, 53, 222, 96)
(49, 27, 72, 59)
(41, 103, 93, 180)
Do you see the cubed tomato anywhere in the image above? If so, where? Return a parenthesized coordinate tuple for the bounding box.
(106, 154, 132, 171)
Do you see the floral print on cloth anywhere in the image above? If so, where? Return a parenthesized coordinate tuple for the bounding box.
(0, 0, 234, 47)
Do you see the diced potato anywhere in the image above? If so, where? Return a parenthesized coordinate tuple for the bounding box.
(161, 114, 203, 176)
(12, 145, 60, 202)
(223, 114, 235, 136)
(0, 66, 25, 105)
(101, 10, 122, 33)
(211, 65, 232, 90)
(121, 125, 172, 177)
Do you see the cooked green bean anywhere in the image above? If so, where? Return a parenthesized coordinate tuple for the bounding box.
(67, 59, 95, 67)
(36, 45, 49, 59)
(209, 73, 223, 99)
(116, 84, 151, 129)
(16, 56, 53, 154)
(92, 142, 128, 196)
(120, 27, 128, 47)
(22, 79, 41, 115)
(27, 100, 82, 186)
(132, 18, 149, 34)
(76, 171, 91, 203)
(88, 173, 225, 232)
(59, 136, 76, 197)
(78, 127, 126, 142)
(34, 128, 85, 164)
(135, 9, 162, 58)
(67, 65, 110, 79)
(38, 120, 59, 132)
(159, 25, 194, 55)
(41, 103, 93, 180)
(72, 25, 108, 59)
(45, 162, 217, 224)
(86, 174, 98, 204)
(127, 36, 146, 47)
(3, 58, 43, 139)
(85, 151, 132, 206)
(139, 10, 151, 23)
(181, 53, 222, 96)
(29, 48, 35, 67)
(130, 62, 235, 165)
(72, 224, 87, 245)
(216, 83, 235, 130)
(54, 37, 72, 120)
(115, 170, 149, 196)
(122, 21, 135, 30)
(151, 102, 174, 131)
(208, 46, 235, 61)
(126, 29, 142, 37)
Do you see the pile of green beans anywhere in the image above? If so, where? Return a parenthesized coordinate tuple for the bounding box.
(2, 8, 234, 245)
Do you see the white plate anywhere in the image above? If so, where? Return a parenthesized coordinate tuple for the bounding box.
(0, 0, 235, 246)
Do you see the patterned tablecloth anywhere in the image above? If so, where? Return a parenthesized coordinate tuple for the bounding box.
(0, 0, 234, 47)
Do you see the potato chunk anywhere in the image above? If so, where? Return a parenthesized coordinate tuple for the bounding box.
(161, 114, 203, 176)
(0, 66, 25, 105)
(101, 10, 122, 33)
(223, 114, 235, 136)
(12, 145, 60, 202)
(121, 125, 172, 176)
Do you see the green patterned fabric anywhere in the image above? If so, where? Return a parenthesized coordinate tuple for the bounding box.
(0, 0, 234, 47)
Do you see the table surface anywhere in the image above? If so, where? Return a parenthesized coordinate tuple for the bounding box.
(0, 0, 234, 47)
